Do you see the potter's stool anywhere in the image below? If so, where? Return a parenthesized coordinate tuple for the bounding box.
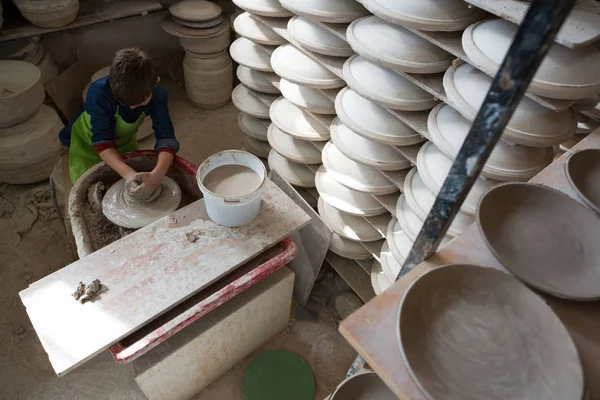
(109, 238, 298, 400)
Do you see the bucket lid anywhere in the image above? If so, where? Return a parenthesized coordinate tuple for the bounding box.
(343, 55, 436, 111)
(427, 103, 554, 181)
(335, 87, 424, 146)
(269, 97, 332, 141)
(315, 165, 386, 216)
(230, 37, 274, 72)
(233, 12, 286, 45)
(267, 150, 316, 188)
(347, 16, 453, 73)
(443, 63, 576, 147)
(321, 142, 398, 194)
(361, 0, 484, 32)
(267, 123, 323, 164)
(330, 118, 412, 171)
(287, 15, 353, 57)
(280, 0, 369, 23)
(279, 78, 336, 115)
(271, 44, 345, 89)
(463, 19, 600, 100)
(318, 197, 384, 242)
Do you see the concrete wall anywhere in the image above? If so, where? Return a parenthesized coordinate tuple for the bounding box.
(42, 12, 184, 74)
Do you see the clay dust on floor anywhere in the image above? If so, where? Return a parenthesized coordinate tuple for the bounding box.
(0, 83, 356, 400)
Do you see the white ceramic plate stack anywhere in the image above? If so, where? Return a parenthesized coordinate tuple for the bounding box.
(162, 0, 234, 109)
(228, 4, 289, 160)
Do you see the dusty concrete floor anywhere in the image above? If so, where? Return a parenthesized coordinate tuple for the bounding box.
(0, 82, 356, 399)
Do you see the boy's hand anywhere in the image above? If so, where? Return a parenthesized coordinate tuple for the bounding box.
(124, 172, 162, 203)
(140, 170, 163, 192)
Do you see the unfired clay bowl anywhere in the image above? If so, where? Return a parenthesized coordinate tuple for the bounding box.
(443, 63, 576, 147)
(231, 84, 278, 119)
(279, 78, 335, 114)
(232, 0, 293, 17)
(343, 55, 436, 112)
(267, 123, 322, 164)
(329, 232, 372, 260)
(318, 197, 386, 242)
(269, 97, 332, 141)
(169, 0, 222, 22)
(271, 44, 345, 89)
(229, 37, 274, 72)
(478, 182, 600, 300)
(14, 0, 79, 28)
(330, 371, 396, 399)
(237, 112, 270, 141)
(565, 149, 600, 214)
(347, 16, 453, 74)
(0, 60, 45, 128)
(267, 150, 316, 187)
(371, 260, 392, 295)
(463, 19, 600, 100)
(234, 12, 285, 46)
(321, 141, 399, 195)
(279, 0, 369, 23)
(287, 15, 353, 57)
(398, 264, 584, 400)
(236, 66, 279, 94)
(361, 0, 484, 32)
(427, 103, 553, 182)
(335, 86, 424, 146)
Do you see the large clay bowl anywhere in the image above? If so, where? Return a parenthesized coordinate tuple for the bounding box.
(566, 149, 600, 214)
(330, 371, 396, 399)
(0, 60, 45, 128)
(398, 264, 584, 400)
(478, 183, 600, 300)
(14, 0, 79, 28)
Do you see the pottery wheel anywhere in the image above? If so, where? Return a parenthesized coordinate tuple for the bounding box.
(398, 264, 584, 400)
(478, 182, 600, 300)
(102, 177, 182, 229)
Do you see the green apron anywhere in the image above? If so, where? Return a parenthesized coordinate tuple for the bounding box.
(69, 106, 145, 184)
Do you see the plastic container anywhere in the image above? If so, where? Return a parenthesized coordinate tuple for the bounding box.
(196, 150, 267, 227)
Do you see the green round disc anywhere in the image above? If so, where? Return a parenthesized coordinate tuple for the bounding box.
(242, 350, 316, 400)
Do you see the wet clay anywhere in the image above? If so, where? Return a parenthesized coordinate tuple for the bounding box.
(202, 164, 261, 197)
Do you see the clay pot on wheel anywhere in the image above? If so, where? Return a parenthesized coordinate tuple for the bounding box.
(0, 60, 45, 128)
(14, 0, 80, 29)
(183, 50, 233, 109)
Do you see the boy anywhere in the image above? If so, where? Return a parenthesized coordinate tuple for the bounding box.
(59, 48, 179, 193)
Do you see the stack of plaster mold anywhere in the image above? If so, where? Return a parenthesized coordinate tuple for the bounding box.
(352, 0, 596, 293)
(270, 0, 410, 295)
(0, 36, 60, 84)
(229, 0, 289, 161)
(162, 0, 233, 109)
(81, 66, 155, 149)
(0, 61, 62, 184)
(13, 0, 79, 28)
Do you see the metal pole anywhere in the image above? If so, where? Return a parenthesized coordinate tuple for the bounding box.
(398, 0, 577, 276)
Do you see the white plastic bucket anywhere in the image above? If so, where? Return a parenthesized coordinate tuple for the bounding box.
(196, 150, 267, 227)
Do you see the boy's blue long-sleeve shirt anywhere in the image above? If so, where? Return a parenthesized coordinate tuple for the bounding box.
(59, 75, 179, 155)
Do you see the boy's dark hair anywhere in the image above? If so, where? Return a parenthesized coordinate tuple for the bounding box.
(109, 48, 157, 106)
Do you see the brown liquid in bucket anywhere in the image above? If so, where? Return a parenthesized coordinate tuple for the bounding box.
(203, 164, 262, 197)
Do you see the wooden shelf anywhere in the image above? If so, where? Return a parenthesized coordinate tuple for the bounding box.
(325, 252, 375, 303)
(339, 129, 600, 400)
(372, 193, 399, 216)
(0, 0, 163, 42)
(464, 0, 600, 49)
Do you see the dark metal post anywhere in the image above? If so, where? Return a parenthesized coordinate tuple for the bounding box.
(398, 0, 577, 277)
